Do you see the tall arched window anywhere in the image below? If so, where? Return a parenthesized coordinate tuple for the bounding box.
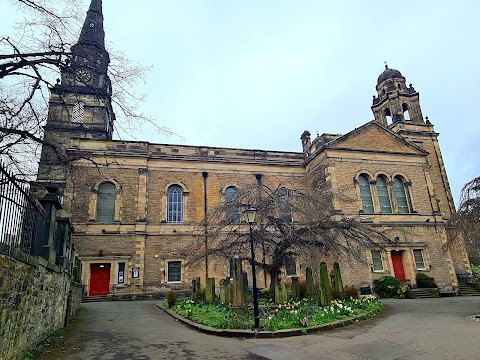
(96, 182, 116, 222)
(72, 102, 85, 123)
(167, 185, 184, 224)
(402, 103, 411, 120)
(224, 186, 240, 223)
(376, 176, 392, 213)
(385, 108, 393, 124)
(277, 187, 292, 223)
(358, 175, 374, 214)
(393, 177, 410, 213)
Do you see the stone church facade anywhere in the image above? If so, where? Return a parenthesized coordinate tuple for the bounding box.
(36, 0, 471, 297)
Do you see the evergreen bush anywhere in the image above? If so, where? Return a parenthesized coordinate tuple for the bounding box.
(373, 276, 408, 298)
(415, 273, 438, 288)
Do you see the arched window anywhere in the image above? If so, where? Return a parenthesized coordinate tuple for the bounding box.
(376, 176, 392, 213)
(167, 185, 184, 224)
(224, 186, 240, 224)
(96, 182, 116, 222)
(358, 175, 374, 214)
(393, 177, 410, 214)
(385, 108, 393, 124)
(402, 103, 411, 120)
(277, 187, 292, 223)
(72, 102, 84, 123)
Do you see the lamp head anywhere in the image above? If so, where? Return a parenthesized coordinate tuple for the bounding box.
(244, 203, 257, 224)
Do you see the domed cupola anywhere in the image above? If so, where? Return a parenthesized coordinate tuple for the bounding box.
(377, 65, 404, 86)
(371, 65, 424, 126)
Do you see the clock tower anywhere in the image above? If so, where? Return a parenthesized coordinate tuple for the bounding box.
(38, 0, 114, 181)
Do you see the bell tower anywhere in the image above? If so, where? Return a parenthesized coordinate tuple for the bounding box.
(38, 0, 114, 181)
(371, 66, 455, 218)
(371, 65, 424, 126)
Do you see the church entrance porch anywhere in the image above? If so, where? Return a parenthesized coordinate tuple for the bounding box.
(391, 250, 406, 282)
(89, 263, 111, 296)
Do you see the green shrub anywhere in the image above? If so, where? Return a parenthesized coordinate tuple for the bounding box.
(415, 273, 438, 288)
(472, 264, 480, 282)
(166, 290, 177, 308)
(260, 287, 270, 299)
(373, 276, 407, 298)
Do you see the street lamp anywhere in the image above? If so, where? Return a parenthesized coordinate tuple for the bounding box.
(244, 203, 260, 330)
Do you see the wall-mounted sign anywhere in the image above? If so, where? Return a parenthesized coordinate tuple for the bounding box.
(132, 267, 140, 279)
(118, 271, 124, 284)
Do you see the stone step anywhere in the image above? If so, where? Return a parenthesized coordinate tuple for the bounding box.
(410, 288, 439, 298)
(82, 295, 109, 303)
(458, 284, 480, 296)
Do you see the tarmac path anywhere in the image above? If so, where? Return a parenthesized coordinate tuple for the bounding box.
(37, 297, 480, 360)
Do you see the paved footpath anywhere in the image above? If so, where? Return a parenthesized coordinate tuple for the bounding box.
(38, 297, 480, 360)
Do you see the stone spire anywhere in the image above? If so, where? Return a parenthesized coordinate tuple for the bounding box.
(63, 0, 111, 94)
(77, 0, 106, 48)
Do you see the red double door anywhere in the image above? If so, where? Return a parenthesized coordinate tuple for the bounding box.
(391, 251, 406, 282)
(89, 264, 111, 296)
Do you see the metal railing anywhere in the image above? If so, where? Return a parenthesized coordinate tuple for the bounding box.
(0, 164, 45, 256)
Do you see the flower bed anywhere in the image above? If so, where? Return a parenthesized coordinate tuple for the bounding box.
(167, 296, 382, 332)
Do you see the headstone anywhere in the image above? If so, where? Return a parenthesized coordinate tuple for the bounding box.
(306, 267, 315, 298)
(291, 276, 299, 299)
(192, 277, 200, 299)
(219, 279, 228, 304)
(281, 283, 288, 303)
(333, 262, 345, 299)
(320, 262, 332, 304)
(232, 258, 244, 306)
(206, 277, 215, 301)
(242, 271, 249, 302)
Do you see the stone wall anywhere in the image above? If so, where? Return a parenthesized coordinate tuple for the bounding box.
(0, 255, 82, 360)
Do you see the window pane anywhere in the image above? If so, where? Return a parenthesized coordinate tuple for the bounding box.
(413, 250, 425, 269)
(358, 176, 374, 214)
(371, 250, 384, 271)
(167, 186, 183, 223)
(168, 261, 182, 282)
(394, 177, 410, 214)
(96, 182, 116, 222)
(376, 177, 392, 213)
(278, 188, 292, 223)
(225, 187, 240, 224)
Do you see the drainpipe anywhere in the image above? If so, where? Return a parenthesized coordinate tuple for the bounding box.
(202, 171, 209, 280)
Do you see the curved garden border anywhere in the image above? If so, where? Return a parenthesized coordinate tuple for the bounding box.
(157, 304, 376, 338)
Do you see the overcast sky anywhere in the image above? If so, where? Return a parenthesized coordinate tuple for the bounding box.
(2, 0, 479, 204)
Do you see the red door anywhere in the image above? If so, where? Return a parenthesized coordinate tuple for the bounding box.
(89, 264, 111, 296)
(391, 251, 406, 282)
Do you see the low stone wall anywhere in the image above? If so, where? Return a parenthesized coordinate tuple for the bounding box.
(0, 255, 81, 360)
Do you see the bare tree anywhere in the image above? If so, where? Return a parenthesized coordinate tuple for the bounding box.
(0, 0, 172, 187)
(187, 173, 395, 290)
(449, 176, 480, 265)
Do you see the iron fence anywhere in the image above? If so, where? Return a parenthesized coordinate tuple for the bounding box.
(0, 164, 45, 256)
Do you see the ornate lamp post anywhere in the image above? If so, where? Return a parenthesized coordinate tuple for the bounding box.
(244, 203, 260, 330)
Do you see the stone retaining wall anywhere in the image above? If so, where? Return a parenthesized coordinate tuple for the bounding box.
(0, 255, 82, 360)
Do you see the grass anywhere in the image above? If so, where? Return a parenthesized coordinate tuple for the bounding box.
(167, 296, 382, 331)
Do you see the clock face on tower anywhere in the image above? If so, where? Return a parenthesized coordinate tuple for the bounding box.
(76, 69, 92, 84)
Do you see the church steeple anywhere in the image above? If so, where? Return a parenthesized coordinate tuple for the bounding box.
(38, 0, 114, 184)
(371, 65, 424, 126)
(77, 0, 106, 48)
(62, 0, 112, 96)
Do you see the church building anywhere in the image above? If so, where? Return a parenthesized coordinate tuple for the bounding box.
(36, 0, 472, 297)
